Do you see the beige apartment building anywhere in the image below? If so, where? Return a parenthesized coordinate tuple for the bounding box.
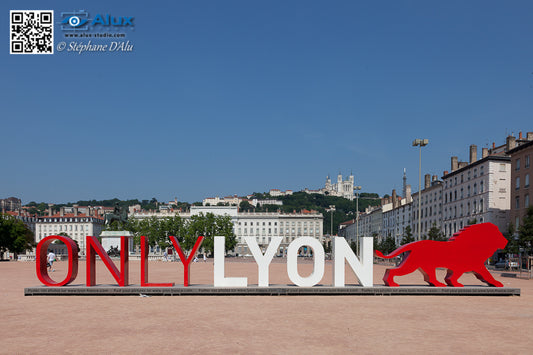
(507, 133, 533, 230)
(442, 143, 511, 237)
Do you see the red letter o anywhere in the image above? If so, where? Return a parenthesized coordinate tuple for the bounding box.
(36, 236, 78, 286)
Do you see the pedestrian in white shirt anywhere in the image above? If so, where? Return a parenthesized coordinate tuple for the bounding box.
(47, 251, 56, 272)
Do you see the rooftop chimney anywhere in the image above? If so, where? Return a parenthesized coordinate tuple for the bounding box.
(443, 170, 449, 176)
(424, 174, 431, 189)
(451, 157, 459, 171)
(506, 135, 516, 151)
(392, 190, 397, 209)
(73, 204, 79, 216)
(48, 204, 53, 216)
(527, 132, 533, 141)
(482, 147, 489, 159)
(432, 175, 438, 182)
(519, 132, 523, 140)
(469, 145, 477, 164)
(406, 185, 412, 202)
(60, 207, 64, 217)
(459, 162, 468, 169)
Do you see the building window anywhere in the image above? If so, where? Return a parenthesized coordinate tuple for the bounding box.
(525, 194, 530, 208)
(516, 177, 520, 190)
(500, 164, 506, 172)
(526, 174, 530, 188)
(480, 181, 484, 193)
(516, 196, 520, 209)
(480, 166, 484, 175)
(516, 158, 521, 171)
(525, 155, 530, 168)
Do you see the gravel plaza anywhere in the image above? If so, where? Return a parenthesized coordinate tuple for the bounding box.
(2, 259, 532, 354)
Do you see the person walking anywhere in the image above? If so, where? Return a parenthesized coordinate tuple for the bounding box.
(47, 251, 56, 272)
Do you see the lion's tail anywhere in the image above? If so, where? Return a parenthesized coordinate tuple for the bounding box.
(375, 244, 413, 259)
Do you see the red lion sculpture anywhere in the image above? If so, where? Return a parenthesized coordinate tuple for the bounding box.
(375, 223, 507, 287)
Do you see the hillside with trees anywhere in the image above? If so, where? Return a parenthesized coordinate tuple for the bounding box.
(244, 191, 381, 235)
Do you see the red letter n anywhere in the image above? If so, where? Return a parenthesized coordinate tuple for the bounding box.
(86, 236, 129, 286)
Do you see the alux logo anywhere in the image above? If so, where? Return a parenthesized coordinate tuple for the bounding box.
(61, 11, 134, 30)
(91, 14, 134, 26)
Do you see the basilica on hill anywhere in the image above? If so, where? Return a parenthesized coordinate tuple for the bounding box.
(303, 173, 355, 200)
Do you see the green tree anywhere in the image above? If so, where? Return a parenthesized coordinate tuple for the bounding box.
(427, 223, 447, 241)
(185, 213, 236, 254)
(127, 213, 236, 256)
(504, 223, 520, 255)
(518, 206, 533, 255)
(400, 225, 415, 245)
(467, 218, 478, 225)
(0, 214, 35, 259)
(349, 240, 357, 254)
(126, 215, 184, 249)
(380, 235, 397, 254)
(239, 200, 253, 211)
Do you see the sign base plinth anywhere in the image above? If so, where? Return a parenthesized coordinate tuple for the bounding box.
(24, 285, 521, 296)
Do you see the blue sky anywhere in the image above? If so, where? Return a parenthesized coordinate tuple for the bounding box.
(2, 1, 532, 204)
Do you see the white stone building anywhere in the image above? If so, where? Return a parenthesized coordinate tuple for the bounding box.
(411, 175, 444, 240)
(251, 199, 283, 208)
(303, 173, 356, 200)
(35, 207, 105, 254)
(269, 189, 293, 197)
(341, 205, 383, 244)
(202, 195, 241, 206)
(381, 193, 412, 246)
(442, 144, 511, 237)
(133, 205, 323, 256)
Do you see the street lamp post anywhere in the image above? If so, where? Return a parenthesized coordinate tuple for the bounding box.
(327, 205, 336, 236)
(412, 139, 428, 241)
(354, 186, 362, 254)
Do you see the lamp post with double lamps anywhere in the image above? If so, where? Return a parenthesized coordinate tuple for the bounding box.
(354, 185, 362, 254)
(412, 138, 428, 241)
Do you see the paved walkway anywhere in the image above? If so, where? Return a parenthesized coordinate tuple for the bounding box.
(1, 260, 532, 354)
